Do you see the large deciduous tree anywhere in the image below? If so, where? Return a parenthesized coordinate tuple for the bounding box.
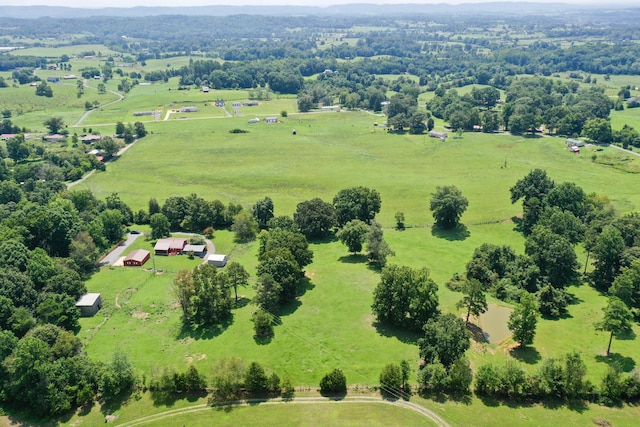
(149, 213, 171, 239)
(372, 264, 439, 332)
(333, 186, 381, 227)
(293, 198, 337, 238)
(430, 185, 468, 230)
(190, 264, 233, 326)
(508, 293, 538, 347)
(252, 196, 274, 229)
(336, 219, 369, 254)
(524, 225, 578, 288)
(232, 211, 259, 242)
(419, 313, 471, 368)
(591, 225, 626, 291)
(596, 296, 634, 356)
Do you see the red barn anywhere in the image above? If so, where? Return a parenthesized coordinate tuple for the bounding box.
(123, 249, 150, 266)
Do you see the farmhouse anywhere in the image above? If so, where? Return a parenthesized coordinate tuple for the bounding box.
(429, 130, 448, 139)
(63, 74, 77, 79)
(44, 134, 66, 142)
(242, 101, 259, 106)
(265, 117, 278, 124)
(1, 134, 17, 141)
(181, 106, 198, 113)
(207, 253, 228, 267)
(201, 86, 210, 92)
(183, 244, 207, 257)
(566, 138, 585, 147)
(76, 293, 102, 317)
(123, 249, 150, 266)
(154, 238, 187, 256)
(81, 134, 102, 144)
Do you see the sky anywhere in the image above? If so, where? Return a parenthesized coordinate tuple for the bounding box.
(0, 0, 635, 8)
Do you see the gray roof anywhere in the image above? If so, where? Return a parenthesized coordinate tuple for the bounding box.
(76, 293, 101, 307)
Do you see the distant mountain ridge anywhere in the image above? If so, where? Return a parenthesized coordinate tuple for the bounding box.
(0, 2, 633, 19)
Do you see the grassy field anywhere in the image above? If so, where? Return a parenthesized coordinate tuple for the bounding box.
(3, 72, 640, 425)
(74, 106, 640, 389)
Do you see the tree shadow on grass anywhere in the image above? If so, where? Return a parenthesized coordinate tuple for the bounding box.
(338, 253, 368, 264)
(595, 353, 636, 373)
(100, 390, 136, 418)
(466, 322, 488, 344)
(372, 320, 421, 345)
(176, 316, 233, 341)
(253, 333, 273, 345)
(234, 296, 250, 309)
(431, 224, 470, 241)
(510, 346, 542, 365)
(150, 390, 207, 407)
(423, 390, 472, 405)
(308, 234, 338, 245)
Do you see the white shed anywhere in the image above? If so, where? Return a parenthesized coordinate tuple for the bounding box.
(207, 254, 228, 267)
(76, 293, 102, 317)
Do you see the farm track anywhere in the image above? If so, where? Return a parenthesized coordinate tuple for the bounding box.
(113, 396, 450, 427)
(73, 80, 125, 127)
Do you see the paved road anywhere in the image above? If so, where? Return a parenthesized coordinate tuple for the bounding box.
(98, 233, 143, 266)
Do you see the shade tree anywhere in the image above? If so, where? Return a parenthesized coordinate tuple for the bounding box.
(455, 279, 488, 324)
(293, 197, 337, 238)
(508, 292, 538, 347)
(371, 264, 439, 332)
(333, 186, 381, 227)
(596, 296, 634, 356)
(429, 185, 468, 230)
(336, 219, 369, 254)
(419, 313, 471, 368)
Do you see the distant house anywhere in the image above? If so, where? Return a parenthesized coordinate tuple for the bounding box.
(428, 130, 448, 139)
(1, 134, 17, 141)
(81, 135, 102, 144)
(133, 111, 155, 117)
(44, 134, 66, 142)
(566, 138, 585, 147)
(123, 249, 150, 266)
(265, 117, 278, 124)
(76, 293, 102, 317)
(201, 86, 210, 92)
(207, 254, 228, 267)
(181, 106, 198, 113)
(63, 74, 78, 80)
(248, 118, 260, 124)
(321, 106, 340, 111)
(154, 238, 187, 256)
(243, 101, 259, 107)
(183, 244, 207, 257)
(46, 76, 60, 83)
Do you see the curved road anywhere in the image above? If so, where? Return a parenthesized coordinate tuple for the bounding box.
(114, 396, 450, 427)
(73, 80, 125, 127)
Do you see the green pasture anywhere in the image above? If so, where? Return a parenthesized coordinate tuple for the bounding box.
(610, 105, 640, 131)
(9, 44, 116, 57)
(76, 109, 640, 394)
(75, 111, 640, 222)
(0, 82, 118, 131)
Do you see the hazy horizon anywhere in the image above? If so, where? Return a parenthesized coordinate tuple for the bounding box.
(0, 0, 636, 9)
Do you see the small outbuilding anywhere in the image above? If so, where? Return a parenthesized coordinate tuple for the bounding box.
(265, 117, 278, 124)
(428, 130, 448, 139)
(207, 254, 228, 267)
(123, 249, 150, 266)
(154, 238, 187, 256)
(76, 293, 102, 317)
(566, 138, 585, 148)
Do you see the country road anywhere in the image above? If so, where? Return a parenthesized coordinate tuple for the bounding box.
(73, 80, 125, 127)
(113, 396, 450, 427)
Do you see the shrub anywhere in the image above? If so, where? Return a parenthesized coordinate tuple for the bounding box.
(319, 368, 347, 395)
(229, 128, 249, 133)
(252, 309, 274, 338)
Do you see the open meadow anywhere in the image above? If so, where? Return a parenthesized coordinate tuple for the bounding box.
(57, 91, 640, 425)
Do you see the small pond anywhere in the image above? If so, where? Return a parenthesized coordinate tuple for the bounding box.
(478, 303, 513, 344)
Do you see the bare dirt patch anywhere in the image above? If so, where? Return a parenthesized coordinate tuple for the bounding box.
(132, 311, 150, 320)
(105, 414, 118, 423)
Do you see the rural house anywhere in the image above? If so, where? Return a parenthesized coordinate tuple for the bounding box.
(76, 293, 102, 317)
(265, 117, 278, 124)
(123, 249, 150, 266)
(428, 130, 448, 139)
(154, 238, 187, 256)
(183, 244, 207, 257)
